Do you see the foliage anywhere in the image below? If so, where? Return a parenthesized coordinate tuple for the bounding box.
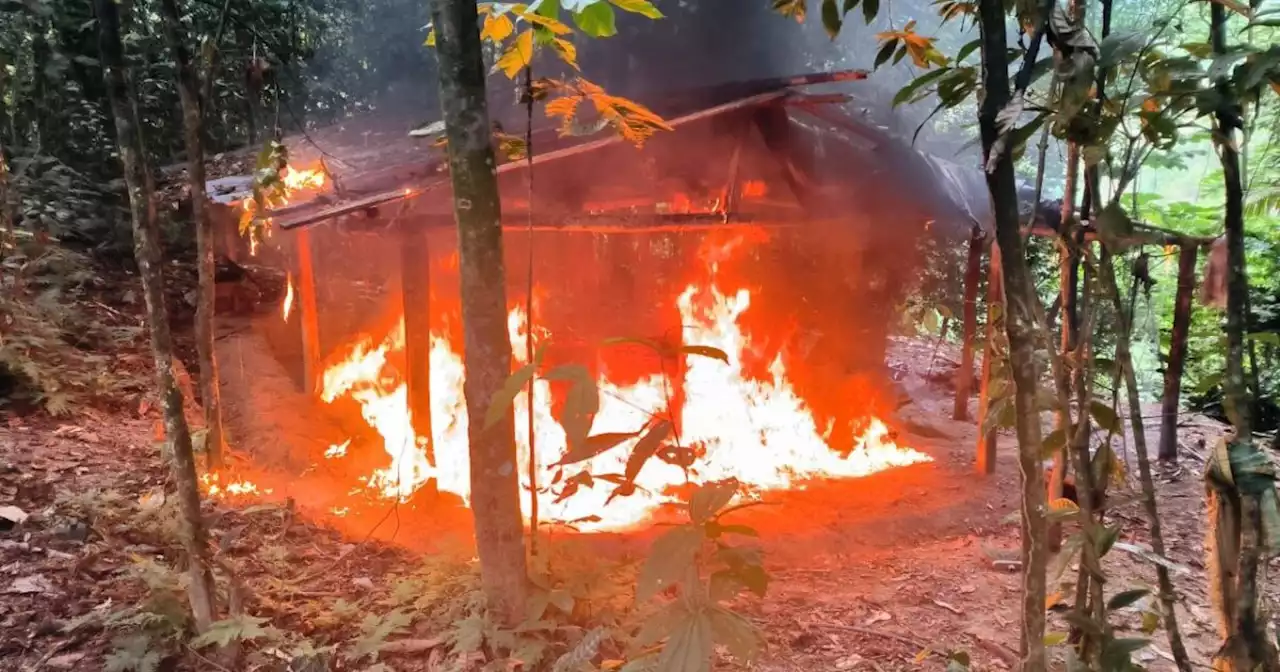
(0, 245, 146, 414)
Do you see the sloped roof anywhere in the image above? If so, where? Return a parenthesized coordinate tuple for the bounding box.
(206, 71, 992, 237)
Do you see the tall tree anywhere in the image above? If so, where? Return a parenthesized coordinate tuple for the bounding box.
(94, 0, 216, 631)
(429, 0, 528, 623)
(158, 0, 225, 471)
(1206, 3, 1280, 670)
(975, 0, 1048, 668)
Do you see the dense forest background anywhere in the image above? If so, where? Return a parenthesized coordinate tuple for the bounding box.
(1, 0, 1277, 425)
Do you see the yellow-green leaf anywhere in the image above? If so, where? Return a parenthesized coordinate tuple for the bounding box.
(608, 0, 664, 18)
(519, 10, 574, 34)
(496, 29, 534, 79)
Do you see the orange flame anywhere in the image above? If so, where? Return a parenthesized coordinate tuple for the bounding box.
(282, 273, 295, 321)
(315, 241, 930, 531)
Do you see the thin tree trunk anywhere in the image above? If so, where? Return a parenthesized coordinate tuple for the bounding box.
(95, 0, 215, 631)
(1100, 249, 1193, 672)
(1048, 147, 1080, 553)
(955, 225, 983, 421)
(159, 0, 224, 471)
(976, 0, 1047, 667)
(1159, 244, 1197, 462)
(975, 241, 1002, 475)
(430, 0, 528, 624)
(1209, 4, 1278, 669)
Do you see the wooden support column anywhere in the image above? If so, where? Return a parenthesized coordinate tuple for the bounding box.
(975, 241, 1004, 475)
(954, 225, 984, 421)
(1159, 243, 1198, 462)
(296, 226, 322, 395)
(400, 219, 434, 465)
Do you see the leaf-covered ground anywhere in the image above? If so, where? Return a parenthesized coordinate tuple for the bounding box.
(1, 296, 1273, 671)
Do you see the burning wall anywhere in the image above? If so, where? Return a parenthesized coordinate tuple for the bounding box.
(239, 98, 980, 532)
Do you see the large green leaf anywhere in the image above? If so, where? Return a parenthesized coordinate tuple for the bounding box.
(624, 420, 671, 481)
(655, 607, 714, 672)
(572, 2, 617, 36)
(556, 430, 641, 465)
(1106, 588, 1150, 610)
(708, 606, 762, 662)
(484, 347, 545, 430)
(1098, 30, 1148, 68)
(636, 525, 703, 601)
(821, 0, 842, 38)
(688, 479, 739, 523)
(1089, 400, 1122, 434)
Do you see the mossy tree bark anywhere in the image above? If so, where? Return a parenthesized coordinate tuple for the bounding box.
(95, 0, 216, 631)
(429, 0, 528, 624)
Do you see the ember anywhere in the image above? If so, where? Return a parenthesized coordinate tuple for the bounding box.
(315, 238, 931, 532)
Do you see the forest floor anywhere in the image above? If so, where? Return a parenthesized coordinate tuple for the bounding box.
(1, 292, 1274, 671)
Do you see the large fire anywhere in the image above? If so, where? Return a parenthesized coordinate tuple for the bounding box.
(312, 239, 931, 532)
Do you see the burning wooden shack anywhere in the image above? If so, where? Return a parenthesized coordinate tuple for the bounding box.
(206, 72, 994, 531)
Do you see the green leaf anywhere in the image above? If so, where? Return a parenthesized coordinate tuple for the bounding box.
(1098, 30, 1147, 68)
(821, 0, 843, 36)
(874, 40, 898, 68)
(191, 615, 282, 650)
(573, 2, 617, 36)
(637, 525, 703, 601)
(862, 0, 879, 23)
(681, 345, 729, 363)
(1107, 588, 1150, 610)
(956, 37, 981, 63)
(1194, 370, 1224, 394)
(708, 606, 762, 662)
(656, 607, 714, 672)
(625, 420, 672, 481)
(608, 0, 663, 17)
(1041, 427, 1069, 460)
(486, 356, 542, 430)
(556, 430, 641, 465)
(1095, 523, 1122, 557)
(893, 67, 950, 106)
(1247, 331, 1280, 346)
(1089, 400, 1122, 434)
(772, 0, 807, 22)
(1044, 631, 1069, 646)
(689, 479, 739, 523)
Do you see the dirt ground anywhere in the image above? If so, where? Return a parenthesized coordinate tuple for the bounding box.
(1, 313, 1275, 671)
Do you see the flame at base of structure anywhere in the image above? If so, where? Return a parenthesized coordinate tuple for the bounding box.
(313, 238, 932, 532)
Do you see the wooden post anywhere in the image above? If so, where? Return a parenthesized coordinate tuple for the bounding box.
(296, 226, 322, 395)
(975, 241, 1003, 475)
(401, 219, 435, 465)
(1159, 243, 1198, 462)
(954, 225, 984, 421)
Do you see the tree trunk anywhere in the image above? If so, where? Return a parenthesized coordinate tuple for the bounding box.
(976, 0, 1047, 668)
(95, 0, 216, 631)
(429, 0, 528, 624)
(1048, 147, 1080, 553)
(159, 0, 225, 472)
(400, 219, 436, 469)
(1159, 244, 1197, 462)
(974, 240, 1002, 475)
(1100, 249, 1193, 672)
(1209, 4, 1279, 670)
(954, 225, 983, 421)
